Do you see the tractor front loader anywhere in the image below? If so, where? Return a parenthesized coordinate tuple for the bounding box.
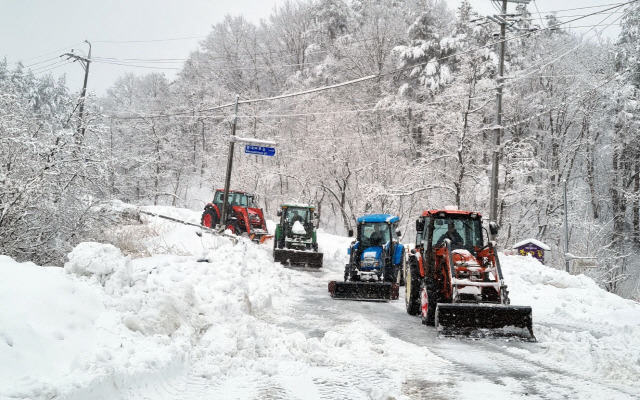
(273, 204, 323, 268)
(405, 208, 535, 341)
(328, 214, 404, 301)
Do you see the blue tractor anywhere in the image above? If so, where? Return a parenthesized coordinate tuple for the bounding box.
(328, 214, 405, 300)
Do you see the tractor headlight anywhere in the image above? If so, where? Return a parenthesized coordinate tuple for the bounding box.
(363, 256, 379, 268)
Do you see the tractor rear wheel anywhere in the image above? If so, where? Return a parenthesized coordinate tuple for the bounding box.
(201, 208, 218, 229)
(405, 258, 420, 315)
(396, 249, 406, 286)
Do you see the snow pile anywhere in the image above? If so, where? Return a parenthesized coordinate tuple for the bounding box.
(0, 257, 105, 396)
(0, 209, 304, 399)
(65, 242, 133, 293)
(2, 204, 640, 399)
(501, 254, 640, 382)
(291, 220, 306, 235)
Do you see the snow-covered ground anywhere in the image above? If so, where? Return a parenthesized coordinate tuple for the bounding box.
(1, 204, 639, 399)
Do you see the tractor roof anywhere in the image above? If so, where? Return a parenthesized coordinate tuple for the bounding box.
(281, 203, 315, 209)
(420, 209, 483, 218)
(215, 189, 251, 195)
(357, 214, 400, 224)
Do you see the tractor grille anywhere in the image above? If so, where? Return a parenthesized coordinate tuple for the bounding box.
(249, 213, 261, 227)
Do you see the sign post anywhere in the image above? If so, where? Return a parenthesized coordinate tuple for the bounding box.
(218, 97, 278, 231)
(220, 95, 240, 232)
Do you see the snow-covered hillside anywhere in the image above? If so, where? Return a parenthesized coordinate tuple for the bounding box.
(1, 205, 639, 399)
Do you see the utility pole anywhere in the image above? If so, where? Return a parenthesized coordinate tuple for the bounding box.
(563, 179, 570, 273)
(489, 0, 507, 239)
(62, 40, 91, 139)
(220, 95, 240, 232)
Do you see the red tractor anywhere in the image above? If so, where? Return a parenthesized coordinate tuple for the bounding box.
(201, 189, 271, 243)
(404, 208, 535, 341)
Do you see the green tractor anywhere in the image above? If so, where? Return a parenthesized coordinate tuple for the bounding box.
(273, 204, 323, 268)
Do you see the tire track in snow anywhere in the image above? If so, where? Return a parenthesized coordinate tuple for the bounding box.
(284, 270, 637, 400)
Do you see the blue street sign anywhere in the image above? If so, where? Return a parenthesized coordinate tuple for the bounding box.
(244, 145, 276, 156)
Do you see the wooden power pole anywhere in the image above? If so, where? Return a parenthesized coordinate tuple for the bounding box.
(62, 40, 92, 139)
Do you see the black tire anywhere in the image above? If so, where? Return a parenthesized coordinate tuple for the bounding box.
(383, 259, 395, 283)
(397, 249, 406, 286)
(201, 207, 218, 228)
(422, 278, 438, 326)
(405, 258, 420, 315)
(225, 221, 242, 235)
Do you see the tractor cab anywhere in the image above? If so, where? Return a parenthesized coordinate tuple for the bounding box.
(348, 214, 402, 280)
(330, 213, 404, 300)
(201, 189, 270, 242)
(276, 204, 318, 251)
(416, 210, 484, 254)
(212, 190, 257, 209)
(405, 208, 534, 341)
(273, 204, 322, 268)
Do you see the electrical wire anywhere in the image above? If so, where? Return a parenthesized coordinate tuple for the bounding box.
(28, 59, 74, 74)
(30, 62, 74, 76)
(92, 36, 206, 43)
(90, 60, 182, 70)
(530, 2, 629, 14)
(532, 0, 547, 28)
(5, 41, 85, 65)
(106, 0, 637, 120)
(501, 6, 625, 89)
(484, 70, 627, 134)
(19, 56, 64, 69)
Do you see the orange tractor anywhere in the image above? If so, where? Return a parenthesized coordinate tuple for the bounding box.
(405, 208, 535, 341)
(201, 189, 271, 243)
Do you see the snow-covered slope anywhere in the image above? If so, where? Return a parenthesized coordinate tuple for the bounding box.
(501, 255, 640, 382)
(1, 205, 639, 399)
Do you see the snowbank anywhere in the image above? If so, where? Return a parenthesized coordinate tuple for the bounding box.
(501, 254, 640, 382)
(0, 216, 302, 399)
(65, 242, 133, 293)
(0, 256, 104, 394)
(2, 204, 639, 399)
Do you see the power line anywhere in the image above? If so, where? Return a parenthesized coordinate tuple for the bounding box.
(531, 2, 629, 14)
(29, 59, 74, 74)
(20, 56, 64, 69)
(90, 59, 182, 70)
(92, 57, 188, 63)
(485, 70, 626, 134)
(502, 6, 624, 88)
(5, 41, 84, 65)
(92, 36, 206, 43)
(105, 0, 636, 120)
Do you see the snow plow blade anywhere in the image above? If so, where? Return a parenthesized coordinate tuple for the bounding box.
(328, 281, 399, 301)
(435, 303, 535, 342)
(274, 249, 323, 268)
(250, 231, 273, 244)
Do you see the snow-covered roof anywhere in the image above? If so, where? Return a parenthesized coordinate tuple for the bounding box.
(282, 203, 314, 209)
(357, 214, 400, 224)
(512, 238, 551, 250)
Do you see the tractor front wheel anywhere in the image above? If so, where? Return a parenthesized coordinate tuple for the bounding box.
(420, 278, 438, 326)
(225, 221, 242, 235)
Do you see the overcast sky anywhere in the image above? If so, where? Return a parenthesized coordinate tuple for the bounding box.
(1, 0, 624, 96)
